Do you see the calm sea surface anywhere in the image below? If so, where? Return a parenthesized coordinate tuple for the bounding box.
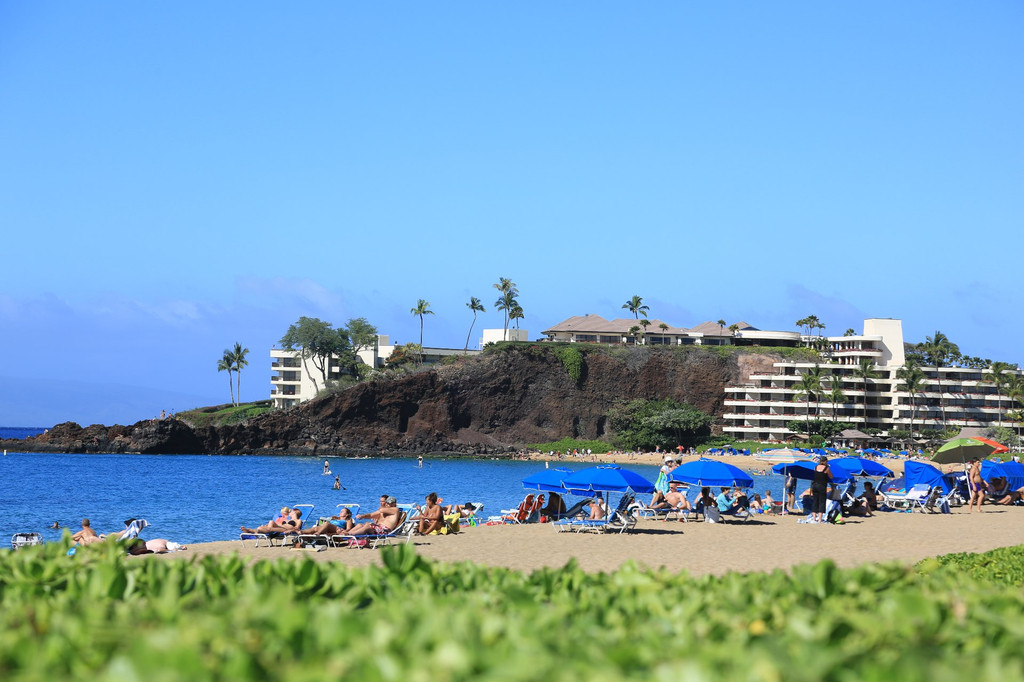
(0, 451, 790, 546)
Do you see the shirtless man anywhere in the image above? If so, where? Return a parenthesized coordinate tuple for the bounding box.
(417, 492, 444, 535)
(72, 518, 102, 545)
(349, 496, 403, 536)
(665, 482, 691, 521)
(968, 458, 987, 513)
(588, 498, 605, 520)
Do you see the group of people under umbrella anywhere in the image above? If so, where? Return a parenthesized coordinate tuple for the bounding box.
(517, 436, 1020, 527)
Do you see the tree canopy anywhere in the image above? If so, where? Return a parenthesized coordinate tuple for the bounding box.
(607, 398, 712, 450)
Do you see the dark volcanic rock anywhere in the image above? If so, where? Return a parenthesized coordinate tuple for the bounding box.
(3, 346, 786, 456)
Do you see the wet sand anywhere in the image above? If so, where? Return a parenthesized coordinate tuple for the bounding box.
(159, 505, 1024, 576)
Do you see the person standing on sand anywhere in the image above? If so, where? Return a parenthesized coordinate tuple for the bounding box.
(968, 458, 987, 512)
(785, 472, 797, 515)
(810, 457, 833, 524)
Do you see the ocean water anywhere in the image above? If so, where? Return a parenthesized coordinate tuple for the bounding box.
(0, 427, 46, 440)
(0, 451, 790, 546)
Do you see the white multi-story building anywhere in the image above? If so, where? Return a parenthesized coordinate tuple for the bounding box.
(723, 318, 1020, 441)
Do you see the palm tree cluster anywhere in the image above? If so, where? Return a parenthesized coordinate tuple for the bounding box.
(795, 315, 826, 336)
(406, 277, 523, 352)
(622, 295, 650, 344)
(494, 277, 522, 341)
(216, 342, 249, 406)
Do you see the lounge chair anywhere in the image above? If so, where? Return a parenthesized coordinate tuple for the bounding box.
(239, 503, 314, 547)
(561, 494, 639, 534)
(500, 494, 537, 524)
(334, 510, 415, 549)
(881, 484, 930, 511)
(551, 498, 593, 531)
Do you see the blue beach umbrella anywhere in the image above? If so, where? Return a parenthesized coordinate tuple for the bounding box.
(561, 465, 655, 495)
(996, 461, 1024, 490)
(904, 460, 951, 493)
(771, 460, 852, 484)
(522, 468, 574, 492)
(671, 458, 754, 488)
(830, 457, 894, 478)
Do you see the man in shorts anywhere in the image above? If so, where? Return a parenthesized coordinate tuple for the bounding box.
(349, 496, 403, 536)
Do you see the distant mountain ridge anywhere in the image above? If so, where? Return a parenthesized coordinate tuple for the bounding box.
(2, 345, 784, 455)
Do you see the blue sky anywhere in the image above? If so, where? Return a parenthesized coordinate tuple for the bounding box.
(1, 2, 1021, 426)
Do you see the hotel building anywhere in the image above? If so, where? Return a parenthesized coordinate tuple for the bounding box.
(542, 315, 1020, 441)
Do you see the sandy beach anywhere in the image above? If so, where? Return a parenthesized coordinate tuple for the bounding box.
(162, 505, 1024, 576)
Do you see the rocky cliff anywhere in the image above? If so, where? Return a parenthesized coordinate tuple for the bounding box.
(5, 345, 784, 456)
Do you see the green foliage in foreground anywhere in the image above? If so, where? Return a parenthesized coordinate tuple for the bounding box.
(526, 438, 611, 454)
(4, 540, 1024, 681)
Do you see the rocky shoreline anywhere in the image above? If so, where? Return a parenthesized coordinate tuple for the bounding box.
(3, 345, 776, 456)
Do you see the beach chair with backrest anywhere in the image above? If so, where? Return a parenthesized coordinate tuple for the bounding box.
(567, 493, 638, 534)
(335, 509, 415, 549)
(240, 503, 313, 547)
(551, 498, 592, 531)
(500, 494, 536, 524)
(881, 484, 930, 511)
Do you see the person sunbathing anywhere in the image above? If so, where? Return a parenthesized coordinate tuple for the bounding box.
(307, 508, 355, 536)
(145, 539, 187, 553)
(241, 508, 302, 535)
(648, 490, 672, 510)
(588, 498, 605, 520)
(72, 518, 102, 545)
(348, 497, 403, 536)
(417, 492, 445, 535)
(859, 482, 879, 511)
(538, 493, 565, 519)
(987, 478, 1022, 505)
(664, 482, 691, 520)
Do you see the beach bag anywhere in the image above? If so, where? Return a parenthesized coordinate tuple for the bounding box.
(347, 538, 368, 548)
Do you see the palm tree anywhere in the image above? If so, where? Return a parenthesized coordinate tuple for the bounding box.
(728, 323, 739, 340)
(985, 361, 1014, 427)
(509, 303, 525, 330)
(854, 358, 879, 427)
(464, 297, 485, 352)
(493, 277, 519, 341)
(844, 328, 856, 337)
(495, 290, 518, 341)
(897, 361, 926, 439)
(717, 319, 726, 335)
(793, 365, 823, 435)
(622, 295, 649, 320)
(231, 342, 249, 405)
(923, 331, 954, 427)
(795, 317, 809, 335)
(410, 299, 434, 347)
(217, 350, 235, 406)
(807, 315, 824, 336)
(638, 318, 651, 344)
(826, 374, 847, 422)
